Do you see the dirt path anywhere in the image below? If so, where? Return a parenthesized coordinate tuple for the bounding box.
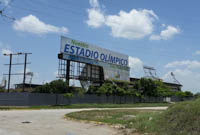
(0, 107, 167, 135)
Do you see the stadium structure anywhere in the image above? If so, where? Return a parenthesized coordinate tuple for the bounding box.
(57, 36, 182, 92)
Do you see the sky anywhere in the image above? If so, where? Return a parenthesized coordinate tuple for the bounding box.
(0, 0, 200, 93)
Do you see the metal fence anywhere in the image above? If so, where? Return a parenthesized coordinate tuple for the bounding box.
(0, 93, 194, 106)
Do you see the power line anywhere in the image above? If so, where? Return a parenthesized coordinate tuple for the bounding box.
(3, 52, 32, 92)
(27, 0, 87, 17)
(0, 0, 15, 21)
(4, 1, 195, 60)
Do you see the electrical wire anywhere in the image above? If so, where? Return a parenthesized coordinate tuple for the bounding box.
(0, 0, 15, 21)
(2, 0, 195, 60)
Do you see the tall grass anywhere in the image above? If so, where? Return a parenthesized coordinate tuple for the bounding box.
(155, 98, 200, 135)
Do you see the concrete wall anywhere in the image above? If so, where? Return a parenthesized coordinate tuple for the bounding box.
(0, 93, 194, 106)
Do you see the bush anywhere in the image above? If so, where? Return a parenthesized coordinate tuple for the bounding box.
(63, 93, 74, 105)
(184, 91, 194, 97)
(87, 85, 98, 94)
(34, 79, 69, 94)
(0, 89, 5, 93)
(155, 98, 200, 135)
(96, 82, 115, 96)
(134, 78, 172, 97)
(34, 83, 51, 93)
(195, 92, 200, 98)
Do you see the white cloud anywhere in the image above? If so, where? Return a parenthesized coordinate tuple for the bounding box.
(150, 25, 180, 40)
(86, 0, 158, 39)
(164, 59, 200, 92)
(162, 24, 166, 27)
(105, 9, 158, 39)
(163, 69, 200, 93)
(0, 43, 12, 56)
(0, 0, 10, 5)
(195, 50, 200, 55)
(1, 48, 12, 55)
(161, 26, 180, 39)
(13, 15, 68, 35)
(86, 0, 105, 28)
(89, 0, 99, 8)
(129, 56, 143, 77)
(86, 9, 105, 28)
(86, 0, 180, 40)
(165, 60, 200, 69)
(54, 70, 58, 77)
(149, 35, 161, 40)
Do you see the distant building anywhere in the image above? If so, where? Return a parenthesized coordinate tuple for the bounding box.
(0, 77, 7, 89)
(15, 83, 42, 89)
(130, 77, 182, 92)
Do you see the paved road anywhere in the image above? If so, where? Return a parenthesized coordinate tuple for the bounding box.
(0, 107, 167, 135)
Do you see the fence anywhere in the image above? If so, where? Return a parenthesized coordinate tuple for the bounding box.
(0, 93, 194, 106)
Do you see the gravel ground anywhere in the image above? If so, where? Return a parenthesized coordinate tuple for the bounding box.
(0, 107, 167, 135)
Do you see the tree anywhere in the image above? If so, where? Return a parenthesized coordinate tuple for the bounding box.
(184, 91, 193, 97)
(133, 78, 174, 97)
(34, 79, 69, 94)
(115, 86, 126, 104)
(49, 79, 69, 93)
(155, 80, 172, 97)
(34, 83, 51, 93)
(175, 91, 186, 98)
(63, 93, 74, 105)
(87, 85, 98, 94)
(138, 78, 157, 97)
(195, 92, 200, 98)
(96, 82, 115, 102)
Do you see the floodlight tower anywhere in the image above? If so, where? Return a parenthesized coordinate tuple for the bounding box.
(26, 72, 34, 84)
(171, 72, 181, 84)
(143, 65, 158, 80)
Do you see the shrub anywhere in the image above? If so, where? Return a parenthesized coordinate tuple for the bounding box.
(87, 85, 98, 94)
(96, 83, 115, 96)
(63, 93, 74, 105)
(34, 79, 69, 94)
(155, 98, 200, 135)
(34, 83, 51, 93)
(0, 89, 5, 93)
(184, 91, 194, 97)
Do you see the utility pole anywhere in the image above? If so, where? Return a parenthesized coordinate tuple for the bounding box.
(3, 52, 32, 92)
(22, 53, 27, 92)
(7, 54, 12, 93)
(4, 53, 19, 92)
(66, 60, 70, 88)
(22, 53, 31, 92)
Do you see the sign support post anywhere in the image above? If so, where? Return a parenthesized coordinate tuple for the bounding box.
(66, 60, 70, 89)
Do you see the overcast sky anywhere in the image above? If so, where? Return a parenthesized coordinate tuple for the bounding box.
(0, 0, 200, 93)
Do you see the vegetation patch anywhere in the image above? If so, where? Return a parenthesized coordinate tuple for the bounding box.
(155, 98, 200, 135)
(66, 109, 162, 134)
(66, 98, 200, 135)
(0, 103, 169, 110)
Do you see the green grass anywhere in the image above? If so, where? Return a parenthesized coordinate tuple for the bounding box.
(66, 109, 161, 134)
(0, 103, 169, 110)
(66, 98, 200, 135)
(155, 98, 200, 135)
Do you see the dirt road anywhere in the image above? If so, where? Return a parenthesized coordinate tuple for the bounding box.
(0, 107, 167, 135)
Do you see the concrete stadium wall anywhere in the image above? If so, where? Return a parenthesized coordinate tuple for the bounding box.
(0, 93, 194, 106)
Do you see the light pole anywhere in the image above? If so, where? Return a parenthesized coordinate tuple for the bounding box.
(4, 53, 12, 92)
(3, 52, 32, 92)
